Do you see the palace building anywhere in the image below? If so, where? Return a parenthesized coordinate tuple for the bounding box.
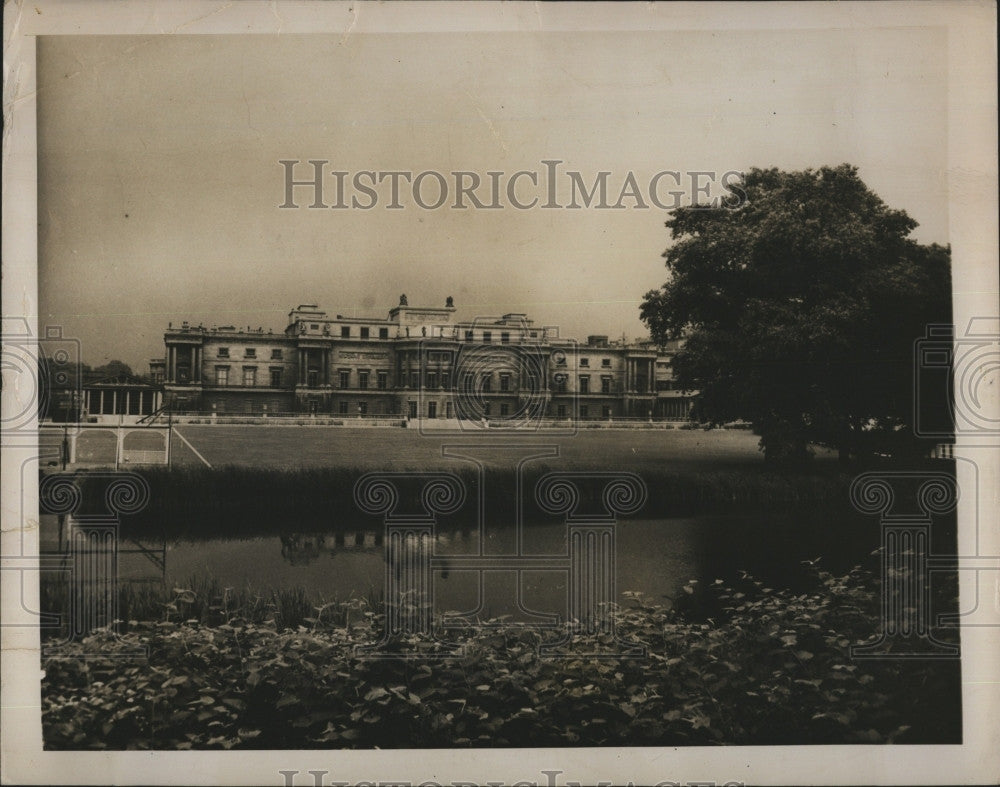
(161, 297, 694, 421)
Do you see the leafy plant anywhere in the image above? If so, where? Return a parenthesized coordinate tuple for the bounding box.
(42, 559, 960, 749)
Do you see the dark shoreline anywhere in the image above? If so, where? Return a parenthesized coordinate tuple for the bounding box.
(66, 464, 868, 538)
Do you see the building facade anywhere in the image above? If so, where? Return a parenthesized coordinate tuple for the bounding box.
(161, 297, 694, 420)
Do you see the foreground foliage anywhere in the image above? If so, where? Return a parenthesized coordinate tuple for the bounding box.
(42, 563, 959, 749)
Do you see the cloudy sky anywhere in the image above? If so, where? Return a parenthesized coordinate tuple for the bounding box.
(37, 27, 948, 370)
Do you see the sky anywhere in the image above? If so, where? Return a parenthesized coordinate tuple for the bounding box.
(37, 28, 949, 371)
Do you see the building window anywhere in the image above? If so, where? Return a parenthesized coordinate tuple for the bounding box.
(445, 401, 453, 417)
(408, 401, 417, 419)
(580, 405, 589, 418)
(426, 371, 438, 389)
(270, 368, 282, 387)
(358, 402, 368, 415)
(339, 326, 349, 338)
(465, 330, 474, 342)
(377, 371, 388, 390)
(243, 367, 257, 387)
(580, 358, 589, 367)
(481, 373, 493, 393)
(379, 327, 389, 339)
(602, 405, 612, 418)
(360, 327, 370, 339)
(484, 402, 491, 416)
(500, 332, 510, 344)
(310, 324, 319, 330)
(428, 401, 437, 418)
(602, 358, 611, 368)
(307, 370, 319, 388)
(339, 401, 348, 415)
(500, 403, 509, 417)
(463, 373, 474, 393)
(442, 371, 451, 390)
(411, 371, 420, 388)
(554, 374, 567, 393)
(358, 371, 369, 390)
(339, 370, 350, 388)
(215, 367, 229, 386)
(271, 349, 283, 360)
(482, 331, 492, 343)
(579, 375, 590, 394)
(601, 377, 611, 394)
(245, 348, 256, 359)
(500, 374, 510, 392)
(218, 348, 229, 358)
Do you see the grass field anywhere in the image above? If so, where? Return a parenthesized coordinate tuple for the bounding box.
(165, 424, 837, 471)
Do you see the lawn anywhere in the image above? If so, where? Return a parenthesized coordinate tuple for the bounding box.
(168, 425, 836, 471)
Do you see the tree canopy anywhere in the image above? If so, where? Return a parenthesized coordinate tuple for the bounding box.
(640, 164, 951, 462)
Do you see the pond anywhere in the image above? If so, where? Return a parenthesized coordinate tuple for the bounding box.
(40, 509, 883, 622)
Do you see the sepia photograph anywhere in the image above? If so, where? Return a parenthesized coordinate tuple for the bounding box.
(2, 2, 998, 785)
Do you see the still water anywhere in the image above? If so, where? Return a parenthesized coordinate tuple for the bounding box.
(41, 510, 877, 618)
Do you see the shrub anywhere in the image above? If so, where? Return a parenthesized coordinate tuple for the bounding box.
(42, 562, 959, 749)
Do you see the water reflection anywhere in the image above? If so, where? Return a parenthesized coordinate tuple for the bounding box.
(278, 529, 481, 564)
(39, 509, 881, 622)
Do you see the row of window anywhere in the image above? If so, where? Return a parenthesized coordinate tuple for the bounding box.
(209, 366, 641, 392)
(307, 324, 392, 339)
(338, 370, 389, 390)
(321, 327, 540, 343)
(333, 371, 624, 394)
(213, 367, 284, 387)
(396, 402, 613, 419)
(215, 348, 283, 360)
(206, 346, 621, 368)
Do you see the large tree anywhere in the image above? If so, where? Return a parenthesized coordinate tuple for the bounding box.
(641, 164, 951, 463)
